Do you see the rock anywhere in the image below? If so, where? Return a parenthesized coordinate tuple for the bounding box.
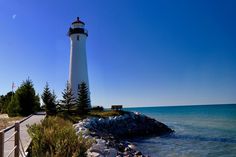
(124, 147, 131, 152)
(117, 143, 125, 152)
(123, 151, 130, 156)
(93, 144, 105, 151)
(128, 144, 137, 150)
(105, 148, 117, 157)
(135, 151, 142, 155)
(96, 139, 106, 145)
(88, 147, 104, 155)
(87, 151, 102, 157)
(84, 135, 92, 139)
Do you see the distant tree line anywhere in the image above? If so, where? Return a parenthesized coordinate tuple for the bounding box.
(0, 79, 40, 117)
(0, 79, 91, 117)
(0, 92, 14, 114)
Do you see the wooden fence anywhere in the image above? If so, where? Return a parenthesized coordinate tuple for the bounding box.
(0, 115, 32, 157)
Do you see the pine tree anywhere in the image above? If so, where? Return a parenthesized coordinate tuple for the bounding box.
(61, 81, 76, 114)
(7, 79, 40, 117)
(0, 92, 14, 113)
(41, 83, 57, 116)
(76, 82, 90, 115)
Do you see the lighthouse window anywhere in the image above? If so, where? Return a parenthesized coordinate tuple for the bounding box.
(77, 35, 80, 40)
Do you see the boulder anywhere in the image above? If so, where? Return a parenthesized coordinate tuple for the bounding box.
(105, 148, 117, 157)
(135, 151, 142, 155)
(87, 152, 102, 157)
(128, 144, 136, 150)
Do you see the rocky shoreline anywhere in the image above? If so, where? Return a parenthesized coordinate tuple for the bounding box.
(73, 111, 173, 157)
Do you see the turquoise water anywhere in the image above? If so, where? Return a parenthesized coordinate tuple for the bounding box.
(125, 104, 236, 157)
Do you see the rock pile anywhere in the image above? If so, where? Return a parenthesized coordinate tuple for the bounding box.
(74, 111, 173, 157)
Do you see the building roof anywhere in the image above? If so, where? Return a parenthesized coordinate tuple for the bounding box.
(72, 17, 85, 25)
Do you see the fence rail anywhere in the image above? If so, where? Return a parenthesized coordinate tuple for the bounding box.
(0, 115, 33, 157)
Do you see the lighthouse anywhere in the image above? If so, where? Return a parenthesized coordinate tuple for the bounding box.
(68, 17, 90, 105)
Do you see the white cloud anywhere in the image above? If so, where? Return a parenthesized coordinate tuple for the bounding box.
(12, 14, 16, 19)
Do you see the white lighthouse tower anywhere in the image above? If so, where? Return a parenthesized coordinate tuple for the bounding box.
(68, 17, 90, 105)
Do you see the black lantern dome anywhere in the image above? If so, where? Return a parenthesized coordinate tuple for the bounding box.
(68, 17, 88, 36)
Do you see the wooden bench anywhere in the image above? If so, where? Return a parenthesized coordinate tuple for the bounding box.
(111, 105, 123, 111)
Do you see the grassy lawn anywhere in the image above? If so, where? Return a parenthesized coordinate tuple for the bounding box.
(0, 115, 23, 130)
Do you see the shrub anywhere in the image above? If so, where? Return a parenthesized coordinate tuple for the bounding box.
(28, 117, 92, 157)
(91, 106, 104, 111)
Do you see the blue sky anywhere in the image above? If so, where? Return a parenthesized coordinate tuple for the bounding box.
(0, 0, 236, 107)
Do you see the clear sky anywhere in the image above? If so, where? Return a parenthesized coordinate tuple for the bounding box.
(0, 0, 236, 107)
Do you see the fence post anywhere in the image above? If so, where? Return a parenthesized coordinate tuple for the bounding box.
(0, 131, 4, 157)
(15, 122, 20, 157)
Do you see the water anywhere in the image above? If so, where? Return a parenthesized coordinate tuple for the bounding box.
(125, 104, 236, 157)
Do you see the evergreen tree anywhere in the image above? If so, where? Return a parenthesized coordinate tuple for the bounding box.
(0, 95, 3, 113)
(61, 81, 76, 114)
(7, 79, 40, 117)
(76, 82, 90, 115)
(41, 83, 57, 116)
(7, 97, 21, 117)
(0, 92, 14, 113)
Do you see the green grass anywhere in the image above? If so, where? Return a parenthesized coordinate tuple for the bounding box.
(56, 109, 126, 123)
(88, 110, 126, 118)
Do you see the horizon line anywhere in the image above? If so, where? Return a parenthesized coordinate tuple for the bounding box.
(116, 103, 236, 108)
